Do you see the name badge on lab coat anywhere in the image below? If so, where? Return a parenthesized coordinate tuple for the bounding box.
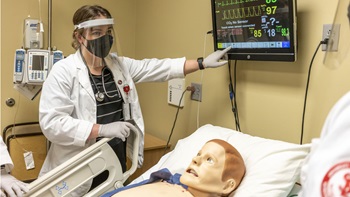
(123, 103, 131, 120)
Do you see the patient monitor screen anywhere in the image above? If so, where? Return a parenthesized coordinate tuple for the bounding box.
(32, 55, 45, 71)
(211, 0, 297, 61)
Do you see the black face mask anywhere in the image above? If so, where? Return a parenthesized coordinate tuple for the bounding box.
(83, 34, 113, 58)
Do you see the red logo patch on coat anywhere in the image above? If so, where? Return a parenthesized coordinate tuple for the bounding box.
(322, 161, 350, 197)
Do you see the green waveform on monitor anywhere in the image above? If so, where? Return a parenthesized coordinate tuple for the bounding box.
(222, 5, 262, 20)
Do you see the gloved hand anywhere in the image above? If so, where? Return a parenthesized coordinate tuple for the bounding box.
(98, 121, 136, 141)
(203, 46, 231, 68)
(0, 173, 29, 197)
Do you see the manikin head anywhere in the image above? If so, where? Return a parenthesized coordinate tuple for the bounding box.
(180, 139, 245, 197)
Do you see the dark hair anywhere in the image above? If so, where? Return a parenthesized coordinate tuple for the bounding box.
(71, 5, 112, 49)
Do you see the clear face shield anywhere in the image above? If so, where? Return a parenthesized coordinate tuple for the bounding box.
(75, 18, 122, 67)
(323, 0, 350, 69)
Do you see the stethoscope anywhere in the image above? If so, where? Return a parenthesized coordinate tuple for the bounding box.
(80, 50, 130, 102)
(90, 66, 117, 102)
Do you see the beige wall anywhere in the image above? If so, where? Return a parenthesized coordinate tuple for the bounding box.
(134, 0, 342, 147)
(1, 0, 346, 150)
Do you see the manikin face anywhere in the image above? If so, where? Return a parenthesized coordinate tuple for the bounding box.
(180, 142, 234, 196)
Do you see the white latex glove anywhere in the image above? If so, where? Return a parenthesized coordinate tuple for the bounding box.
(98, 121, 136, 141)
(0, 173, 29, 197)
(203, 46, 231, 68)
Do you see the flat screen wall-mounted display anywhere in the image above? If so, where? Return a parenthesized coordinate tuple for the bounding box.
(211, 0, 297, 62)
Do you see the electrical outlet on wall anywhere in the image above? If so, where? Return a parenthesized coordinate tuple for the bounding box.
(190, 83, 202, 102)
(322, 24, 340, 51)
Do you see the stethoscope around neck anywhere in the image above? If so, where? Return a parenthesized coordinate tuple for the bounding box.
(79, 50, 119, 102)
(91, 66, 119, 102)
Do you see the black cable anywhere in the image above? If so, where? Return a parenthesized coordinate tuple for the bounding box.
(300, 39, 328, 144)
(163, 88, 188, 155)
(228, 61, 235, 126)
(233, 60, 241, 131)
(228, 60, 241, 132)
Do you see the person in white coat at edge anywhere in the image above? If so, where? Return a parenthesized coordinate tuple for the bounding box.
(38, 4, 231, 196)
(299, 0, 350, 196)
(0, 136, 29, 197)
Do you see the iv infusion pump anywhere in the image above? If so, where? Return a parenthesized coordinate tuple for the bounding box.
(14, 49, 63, 85)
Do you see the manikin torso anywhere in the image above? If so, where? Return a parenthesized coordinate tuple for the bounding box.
(114, 181, 193, 197)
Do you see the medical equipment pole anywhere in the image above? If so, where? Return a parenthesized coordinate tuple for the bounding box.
(48, 0, 52, 50)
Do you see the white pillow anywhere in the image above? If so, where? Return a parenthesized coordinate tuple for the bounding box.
(132, 124, 310, 197)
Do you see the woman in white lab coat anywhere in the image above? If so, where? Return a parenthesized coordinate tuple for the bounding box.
(38, 4, 229, 196)
(0, 136, 29, 197)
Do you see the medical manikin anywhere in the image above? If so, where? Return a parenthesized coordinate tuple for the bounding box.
(103, 139, 246, 197)
(299, 0, 350, 196)
(39, 5, 230, 197)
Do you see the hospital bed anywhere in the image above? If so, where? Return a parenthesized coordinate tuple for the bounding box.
(24, 124, 309, 196)
(23, 127, 141, 197)
(127, 124, 309, 197)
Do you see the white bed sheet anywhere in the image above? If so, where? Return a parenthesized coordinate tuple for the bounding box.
(131, 124, 310, 197)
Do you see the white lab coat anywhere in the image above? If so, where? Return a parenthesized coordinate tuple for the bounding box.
(300, 91, 350, 196)
(39, 51, 185, 195)
(0, 136, 13, 171)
